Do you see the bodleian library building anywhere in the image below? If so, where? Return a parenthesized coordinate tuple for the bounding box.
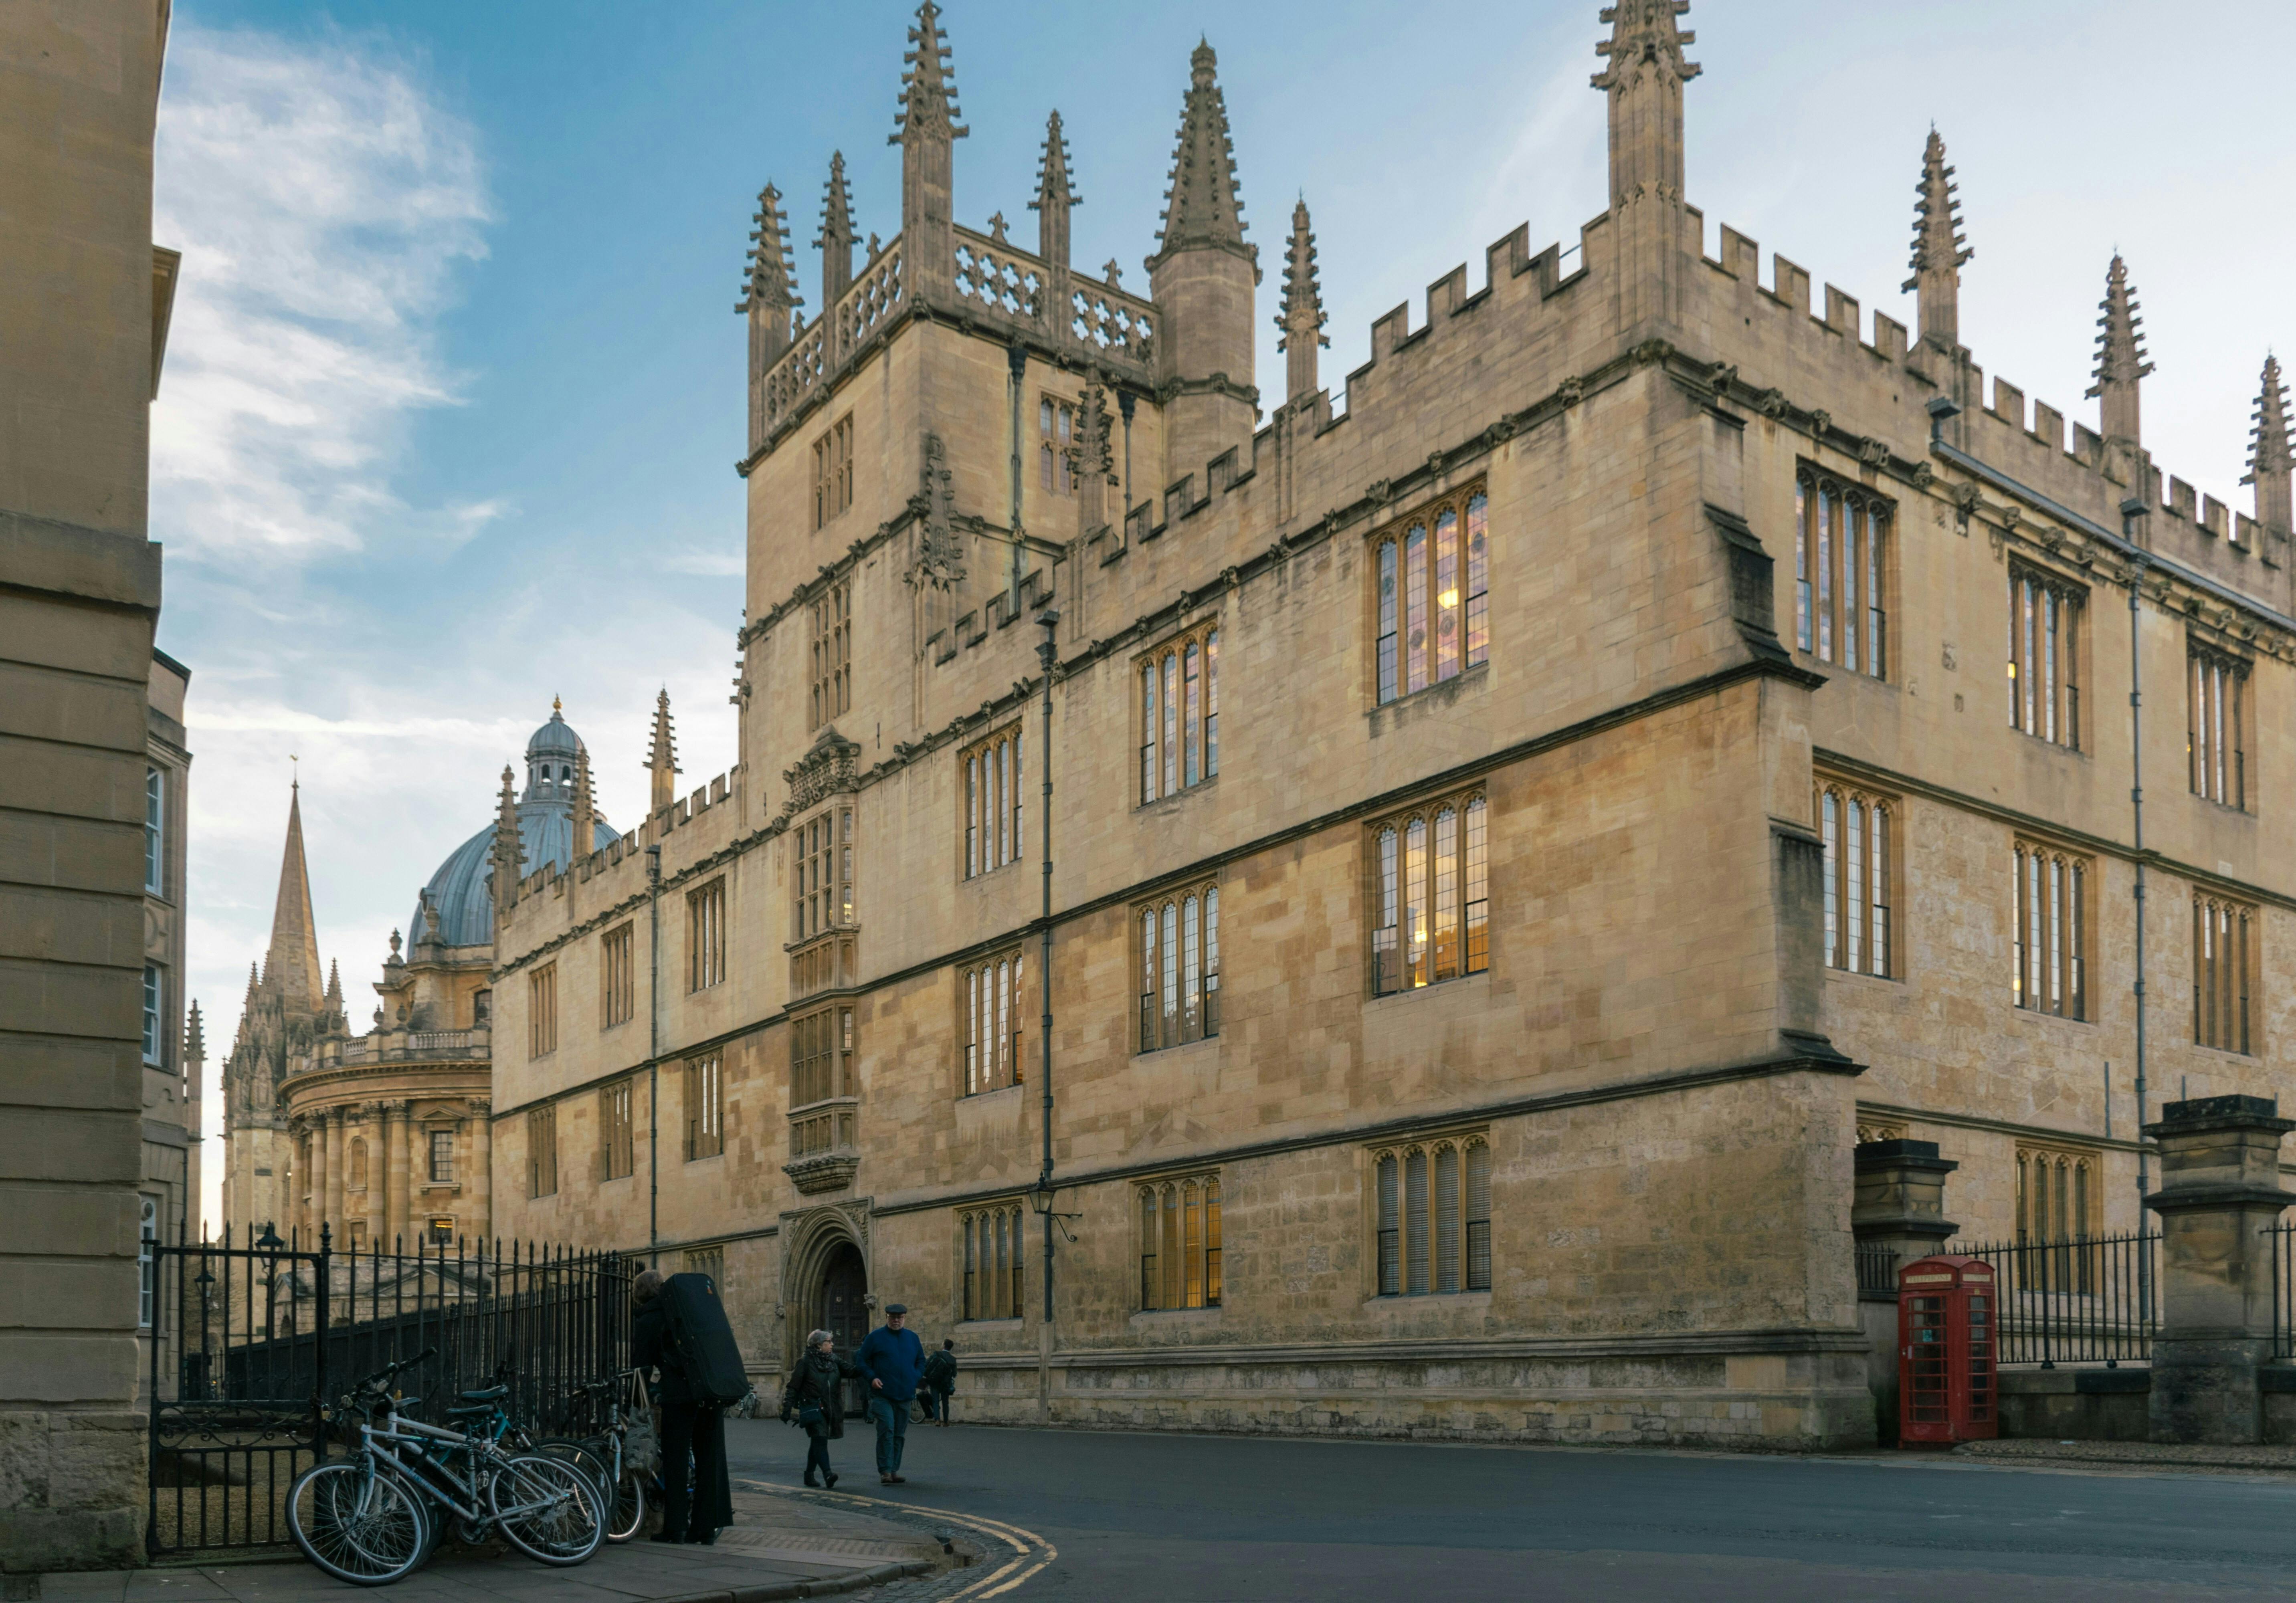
(374, 3, 2296, 1447)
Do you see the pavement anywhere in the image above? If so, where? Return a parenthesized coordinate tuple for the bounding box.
(33, 1487, 956, 1603)
(719, 1414, 2296, 1601)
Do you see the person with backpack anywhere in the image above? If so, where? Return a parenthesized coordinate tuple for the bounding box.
(855, 1302, 925, 1484)
(780, 1330, 859, 1487)
(920, 1339, 957, 1426)
(632, 1269, 740, 1544)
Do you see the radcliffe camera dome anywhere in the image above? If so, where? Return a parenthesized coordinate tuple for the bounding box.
(411, 702, 618, 948)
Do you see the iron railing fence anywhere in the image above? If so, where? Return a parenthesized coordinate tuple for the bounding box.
(1945, 1231, 2158, 1367)
(1855, 1242, 1900, 1294)
(150, 1225, 634, 1558)
(2268, 1221, 2296, 1360)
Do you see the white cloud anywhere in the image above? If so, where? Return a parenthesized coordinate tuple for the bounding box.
(152, 25, 490, 559)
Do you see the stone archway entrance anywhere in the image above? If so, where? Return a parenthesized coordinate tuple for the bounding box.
(817, 1243, 869, 1413)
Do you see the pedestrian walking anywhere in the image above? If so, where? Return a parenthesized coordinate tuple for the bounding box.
(779, 1330, 859, 1488)
(856, 1302, 926, 1484)
(632, 1269, 739, 1544)
(921, 1339, 958, 1426)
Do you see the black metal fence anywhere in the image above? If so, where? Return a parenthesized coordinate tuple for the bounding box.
(1855, 1243, 1900, 1294)
(149, 1225, 634, 1557)
(1945, 1231, 2159, 1367)
(2268, 1221, 2296, 1360)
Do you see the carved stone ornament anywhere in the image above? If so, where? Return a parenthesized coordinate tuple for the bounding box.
(1706, 361, 1738, 394)
(906, 432, 966, 591)
(783, 726, 862, 815)
(1557, 375, 1586, 407)
(1808, 409, 1833, 439)
(1758, 388, 1787, 418)
(1858, 438, 1889, 468)
(1911, 461, 1935, 492)
(783, 1153, 861, 1197)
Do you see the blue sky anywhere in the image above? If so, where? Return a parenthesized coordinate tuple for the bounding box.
(158, 1, 2296, 1227)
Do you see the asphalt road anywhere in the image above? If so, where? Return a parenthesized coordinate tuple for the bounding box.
(724, 1415, 2296, 1601)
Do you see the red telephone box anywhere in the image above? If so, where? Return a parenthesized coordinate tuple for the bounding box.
(1898, 1253, 1997, 1445)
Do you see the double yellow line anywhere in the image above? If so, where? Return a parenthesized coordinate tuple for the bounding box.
(740, 1478, 1056, 1599)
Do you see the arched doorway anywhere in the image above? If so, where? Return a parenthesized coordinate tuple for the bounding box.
(818, 1243, 869, 1414)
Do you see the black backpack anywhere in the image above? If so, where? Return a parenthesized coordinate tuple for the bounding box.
(659, 1272, 748, 1406)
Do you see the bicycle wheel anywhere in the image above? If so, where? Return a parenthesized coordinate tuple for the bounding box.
(487, 1453, 603, 1565)
(289, 1461, 429, 1586)
(605, 1464, 646, 1544)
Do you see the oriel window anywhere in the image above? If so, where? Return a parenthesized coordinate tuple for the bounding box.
(1793, 470, 1890, 680)
(1137, 883, 1219, 1052)
(794, 810, 855, 939)
(2006, 565, 2084, 749)
(1374, 488, 1489, 705)
(1138, 622, 1219, 805)
(790, 1008, 855, 1163)
(2012, 841, 2088, 1020)
(1370, 791, 1489, 995)
(1372, 1137, 1490, 1296)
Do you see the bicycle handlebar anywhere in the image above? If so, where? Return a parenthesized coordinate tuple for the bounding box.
(355, 1346, 438, 1394)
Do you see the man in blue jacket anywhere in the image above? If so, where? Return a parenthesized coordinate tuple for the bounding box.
(856, 1302, 925, 1484)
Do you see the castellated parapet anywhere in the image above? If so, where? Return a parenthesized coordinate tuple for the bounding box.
(484, 1, 2296, 1452)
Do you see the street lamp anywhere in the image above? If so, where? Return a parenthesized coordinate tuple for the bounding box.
(1027, 1177, 1079, 1243)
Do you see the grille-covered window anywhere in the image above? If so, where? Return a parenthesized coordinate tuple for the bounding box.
(1370, 792, 1488, 995)
(1373, 1137, 1490, 1296)
(1795, 469, 1890, 679)
(1138, 1176, 1221, 1310)
(1137, 883, 1219, 1052)
(1375, 488, 1489, 705)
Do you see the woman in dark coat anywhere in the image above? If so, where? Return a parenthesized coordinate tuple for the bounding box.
(631, 1270, 735, 1544)
(780, 1330, 860, 1488)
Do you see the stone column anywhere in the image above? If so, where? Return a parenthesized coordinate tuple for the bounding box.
(467, 1101, 492, 1245)
(383, 1102, 408, 1250)
(1852, 1139, 1959, 1444)
(2145, 1095, 2296, 1445)
(362, 1103, 386, 1251)
(323, 1107, 346, 1234)
(303, 1118, 325, 1244)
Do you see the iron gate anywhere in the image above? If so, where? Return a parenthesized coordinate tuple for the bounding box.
(149, 1224, 636, 1557)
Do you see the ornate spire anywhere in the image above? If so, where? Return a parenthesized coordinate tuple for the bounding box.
(890, 0, 965, 145)
(570, 744, 597, 866)
(185, 1000, 205, 1065)
(1031, 110, 1078, 269)
(323, 960, 343, 1016)
(489, 765, 523, 914)
(2087, 253, 2154, 447)
(816, 151, 854, 308)
(646, 688, 680, 814)
(1277, 196, 1328, 403)
(2247, 353, 2293, 535)
(1903, 127, 1971, 353)
(1073, 382, 1116, 533)
(261, 782, 325, 1013)
(1150, 40, 1250, 269)
(1592, 0, 1699, 210)
(739, 180, 801, 455)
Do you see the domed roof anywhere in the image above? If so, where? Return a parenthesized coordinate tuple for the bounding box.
(408, 704, 618, 949)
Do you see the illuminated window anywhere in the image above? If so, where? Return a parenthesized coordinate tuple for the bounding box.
(1374, 487, 1489, 705)
(1138, 1175, 1222, 1310)
(1370, 791, 1488, 995)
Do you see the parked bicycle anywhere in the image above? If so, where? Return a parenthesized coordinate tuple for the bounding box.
(535, 1371, 648, 1544)
(287, 1347, 604, 1585)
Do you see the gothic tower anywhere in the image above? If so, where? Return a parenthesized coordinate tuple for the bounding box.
(1148, 39, 1259, 485)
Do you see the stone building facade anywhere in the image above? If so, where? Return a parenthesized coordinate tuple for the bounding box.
(0, 0, 178, 1569)
(482, 2, 2296, 1449)
(220, 707, 620, 1251)
(138, 650, 201, 1397)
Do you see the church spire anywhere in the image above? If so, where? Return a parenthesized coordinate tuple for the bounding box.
(1031, 110, 1077, 270)
(1277, 196, 1328, 404)
(816, 151, 854, 309)
(646, 688, 681, 814)
(262, 781, 325, 1013)
(1150, 40, 1249, 267)
(891, 0, 965, 304)
(489, 765, 523, 915)
(2088, 253, 2154, 450)
(1904, 127, 1971, 353)
(738, 181, 801, 456)
(2248, 353, 2293, 538)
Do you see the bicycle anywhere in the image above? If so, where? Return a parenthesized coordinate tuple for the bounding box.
(534, 1372, 648, 1544)
(287, 1347, 604, 1585)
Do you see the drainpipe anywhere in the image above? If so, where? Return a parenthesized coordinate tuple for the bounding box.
(2121, 498, 2152, 1233)
(1037, 609, 1059, 1328)
(647, 843, 661, 1270)
(1008, 343, 1027, 618)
